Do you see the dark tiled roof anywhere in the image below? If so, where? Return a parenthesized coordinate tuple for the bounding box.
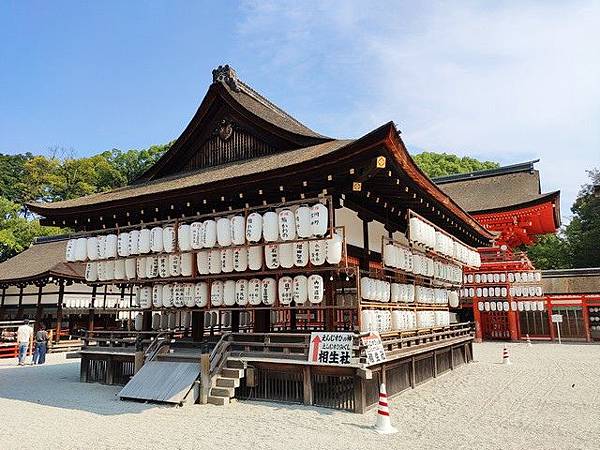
(542, 268, 600, 295)
(0, 240, 84, 283)
(27, 140, 353, 211)
(435, 169, 543, 212)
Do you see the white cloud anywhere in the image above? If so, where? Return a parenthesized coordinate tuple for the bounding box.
(238, 0, 600, 220)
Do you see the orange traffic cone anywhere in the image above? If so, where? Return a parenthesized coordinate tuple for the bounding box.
(502, 345, 511, 365)
(374, 383, 397, 434)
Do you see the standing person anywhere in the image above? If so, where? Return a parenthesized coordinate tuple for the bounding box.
(16, 320, 34, 366)
(33, 324, 49, 365)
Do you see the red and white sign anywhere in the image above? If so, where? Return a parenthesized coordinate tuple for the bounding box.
(308, 332, 353, 365)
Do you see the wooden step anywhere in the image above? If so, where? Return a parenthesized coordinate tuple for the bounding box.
(216, 377, 240, 388)
(221, 367, 244, 379)
(207, 395, 229, 406)
(210, 386, 235, 397)
(226, 359, 245, 369)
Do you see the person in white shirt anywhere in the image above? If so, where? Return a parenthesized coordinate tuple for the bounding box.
(16, 320, 34, 366)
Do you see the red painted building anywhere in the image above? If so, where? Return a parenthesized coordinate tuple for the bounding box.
(435, 161, 562, 341)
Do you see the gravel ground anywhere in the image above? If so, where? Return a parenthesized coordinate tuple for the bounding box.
(1, 342, 599, 450)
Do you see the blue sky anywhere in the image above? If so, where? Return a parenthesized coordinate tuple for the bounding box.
(1, 1, 599, 220)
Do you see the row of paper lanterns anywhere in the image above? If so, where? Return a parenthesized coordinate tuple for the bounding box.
(477, 300, 545, 312)
(461, 285, 543, 298)
(360, 277, 459, 306)
(84, 236, 343, 282)
(408, 217, 481, 267)
(66, 204, 330, 262)
(360, 309, 450, 333)
(383, 244, 463, 284)
(134, 275, 325, 308)
(463, 271, 542, 284)
(131, 310, 251, 331)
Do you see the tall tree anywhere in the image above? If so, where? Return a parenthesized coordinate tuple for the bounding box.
(100, 142, 171, 184)
(413, 152, 500, 178)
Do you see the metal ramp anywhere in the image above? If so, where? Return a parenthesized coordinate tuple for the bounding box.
(118, 361, 200, 405)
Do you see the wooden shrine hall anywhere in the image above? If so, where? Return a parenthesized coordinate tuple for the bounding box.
(434, 161, 561, 341)
(26, 65, 492, 411)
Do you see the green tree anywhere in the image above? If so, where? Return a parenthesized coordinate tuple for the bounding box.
(0, 197, 63, 262)
(413, 151, 500, 178)
(100, 142, 171, 184)
(526, 234, 570, 269)
(0, 153, 33, 205)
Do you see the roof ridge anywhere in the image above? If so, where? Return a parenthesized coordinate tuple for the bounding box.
(434, 159, 540, 184)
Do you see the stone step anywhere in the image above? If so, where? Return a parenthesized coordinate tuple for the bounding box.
(210, 386, 235, 398)
(207, 395, 229, 406)
(216, 377, 240, 388)
(226, 359, 245, 369)
(221, 367, 244, 379)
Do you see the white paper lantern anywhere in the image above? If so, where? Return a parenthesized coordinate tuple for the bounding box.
(494, 287, 501, 297)
(117, 233, 130, 257)
(224, 280, 236, 306)
(203, 219, 217, 248)
(245, 212, 262, 243)
(173, 284, 185, 307)
(145, 256, 158, 278)
(149, 227, 162, 253)
(248, 246, 263, 270)
(217, 218, 232, 247)
(128, 230, 140, 255)
(294, 241, 309, 267)
(180, 253, 193, 277)
(85, 237, 98, 261)
(537, 301, 544, 311)
(208, 249, 221, 274)
(308, 274, 324, 304)
(161, 227, 175, 253)
(524, 301, 531, 311)
(139, 286, 152, 309)
(278, 209, 296, 241)
(326, 233, 343, 264)
(178, 224, 192, 251)
(230, 216, 246, 245)
(449, 291, 459, 308)
(360, 277, 372, 300)
(221, 248, 234, 273)
(138, 229, 151, 254)
(134, 313, 143, 331)
(262, 211, 279, 242)
(103, 259, 115, 280)
(275, 276, 293, 305)
(510, 301, 517, 311)
(124, 258, 136, 280)
(293, 275, 308, 304)
(478, 301, 484, 311)
(530, 301, 537, 311)
(157, 255, 169, 278)
(85, 262, 97, 282)
(75, 237, 88, 261)
(151, 313, 160, 330)
(182, 311, 192, 328)
(183, 283, 196, 307)
(104, 234, 119, 258)
(295, 205, 312, 238)
(211, 281, 224, 306)
(168, 312, 177, 329)
(233, 248, 248, 272)
(168, 254, 180, 277)
(191, 222, 204, 249)
(235, 279, 248, 306)
(194, 282, 208, 308)
(261, 278, 277, 305)
(535, 286, 543, 297)
(196, 251, 209, 275)
(391, 283, 400, 302)
(265, 244, 279, 269)
(484, 301, 490, 311)
(114, 259, 125, 280)
(309, 240, 326, 266)
(311, 203, 328, 236)
(136, 258, 147, 279)
(502, 301, 509, 312)
(279, 243, 294, 269)
(65, 239, 77, 262)
(152, 285, 163, 308)
(248, 278, 262, 305)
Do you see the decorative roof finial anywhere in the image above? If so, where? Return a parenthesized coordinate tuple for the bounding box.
(212, 64, 240, 92)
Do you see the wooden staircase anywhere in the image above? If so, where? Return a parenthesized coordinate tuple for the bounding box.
(207, 360, 245, 405)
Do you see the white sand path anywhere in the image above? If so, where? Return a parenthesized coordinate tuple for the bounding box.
(1, 342, 599, 450)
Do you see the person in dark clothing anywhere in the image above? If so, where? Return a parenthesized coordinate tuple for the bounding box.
(33, 324, 49, 365)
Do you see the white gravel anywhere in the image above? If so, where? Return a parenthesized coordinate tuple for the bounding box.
(1, 342, 599, 450)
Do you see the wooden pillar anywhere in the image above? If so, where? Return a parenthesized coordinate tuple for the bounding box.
(547, 297, 556, 341)
(473, 300, 482, 342)
(231, 310, 240, 333)
(191, 311, 204, 341)
(508, 308, 519, 341)
(325, 279, 335, 331)
(16, 285, 24, 319)
(0, 286, 6, 321)
(360, 218, 370, 271)
(55, 281, 64, 343)
(88, 285, 97, 332)
(34, 283, 44, 332)
(302, 366, 313, 405)
(581, 297, 592, 342)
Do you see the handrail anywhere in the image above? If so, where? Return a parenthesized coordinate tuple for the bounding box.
(144, 331, 173, 362)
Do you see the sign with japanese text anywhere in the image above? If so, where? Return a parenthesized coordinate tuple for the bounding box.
(360, 332, 386, 365)
(308, 332, 353, 365)
(551, 314, 563, 323)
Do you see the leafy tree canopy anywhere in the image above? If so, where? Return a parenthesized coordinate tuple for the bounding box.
(412, 152, 500, 178)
